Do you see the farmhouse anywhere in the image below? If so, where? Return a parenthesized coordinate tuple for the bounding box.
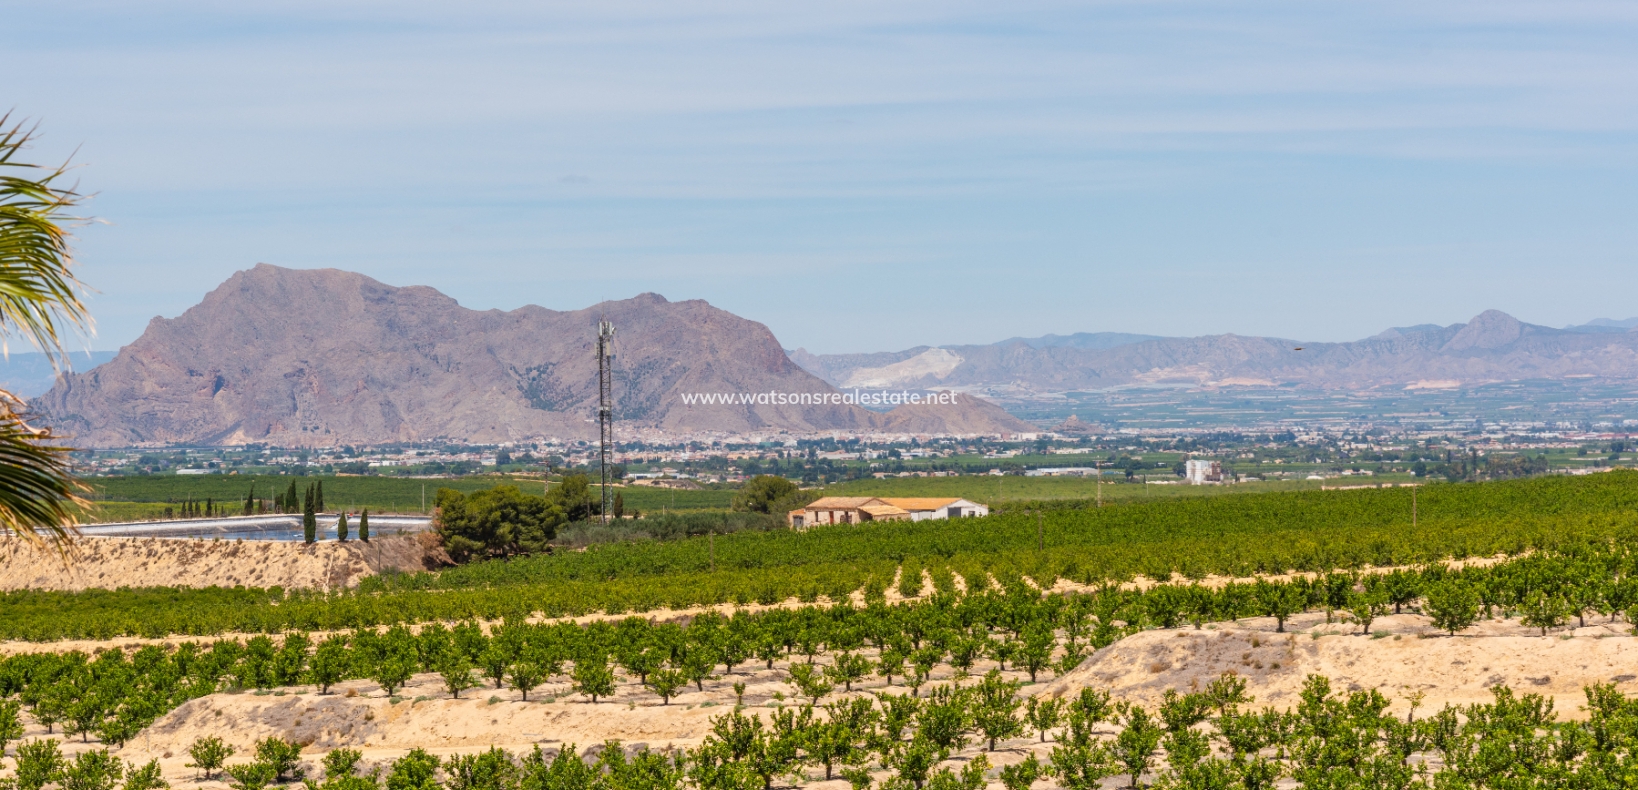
(788, 496, 989, 528)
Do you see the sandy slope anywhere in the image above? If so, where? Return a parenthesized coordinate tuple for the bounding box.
(0, 533, 441, 592)
(1037, 611, 1638, 718)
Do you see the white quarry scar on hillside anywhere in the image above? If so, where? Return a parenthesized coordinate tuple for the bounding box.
(841, 348, 964, 389)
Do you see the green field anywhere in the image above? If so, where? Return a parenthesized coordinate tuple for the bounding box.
(12, 471, 1638, 641)
(79, 474, 734, 518)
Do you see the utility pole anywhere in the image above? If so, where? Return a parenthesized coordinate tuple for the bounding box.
(597, 319, 616, 525)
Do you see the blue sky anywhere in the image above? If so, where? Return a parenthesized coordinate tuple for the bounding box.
(6, 1, 1637, 355)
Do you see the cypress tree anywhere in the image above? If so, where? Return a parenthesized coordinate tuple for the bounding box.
(303, 495, 317, 544)
(613, 492, 624, 519)
(284, 481, 298, 514)
(337, 512, 349, 542)
(244, 485, 256, 517)
(316, 481, 325, 512)
(304, 484, 314, 514)
(359, 509, 369, 543)
(205, 497, 213, 517)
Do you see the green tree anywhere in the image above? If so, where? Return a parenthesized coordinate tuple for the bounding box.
(1254, 580, 1306, 633)
(972, 670, 1025, 751)
(60, 750, 123, 790)
(612, 492, 624, 519)
(123, 759, 169, 790)
(507, 661, 546, 702)
(1347, 590, 1389, 636)
(645, 664, 687, 705)
(572, 654, 616, 703)
(824, 652, 873, 692)
(223, 762, 276, 790)
(435, 485, 565, 561)
(1111, 704, 1164, 789)
(337, 512, 349, 542)
(0, 117, 95, 551)
(359, 509, 370, 542)
(302, 489, 317, 544)
(0, 699, 23, 753)
(1026, 696, 1064, 743)
(440, 656, 479, 700)
(186, 736, 235, 780)
(315, 480, 325, 512)
(1425, 582, 1480, 636)
(786, 663, 833, 706)
(322, 750, 364, 782)
(254, 737, 304, 783)
(385, 749, 441, 790)
(308, 636, 349, 694)
(16, 738, 67, 790)
(1521, 592, 1568, 636)
(731, 475, 801, 514)
(1000, 754, 1042, 790)
(547, 474, 597, 523)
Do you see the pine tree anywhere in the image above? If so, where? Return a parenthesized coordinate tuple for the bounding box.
(337, 512, 349, 542)
(359, 510, 370, 543)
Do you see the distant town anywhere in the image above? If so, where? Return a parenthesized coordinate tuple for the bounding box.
(71, 416, 1638, 488)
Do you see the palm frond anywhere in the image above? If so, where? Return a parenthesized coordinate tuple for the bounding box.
(0, 395, 86, 548)
(0, 113, 92, 366)
(0, 114, 94, 550)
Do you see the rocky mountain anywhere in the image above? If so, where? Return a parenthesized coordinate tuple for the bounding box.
(791, 310, 1638, 393)
(34, 265, 1026, 447)
(0, 351, 116, 399)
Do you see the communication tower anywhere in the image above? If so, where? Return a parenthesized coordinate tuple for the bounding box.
(597, 319, 615, 524)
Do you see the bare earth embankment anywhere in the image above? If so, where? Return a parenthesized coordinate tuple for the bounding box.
(0, 533, 442, 591)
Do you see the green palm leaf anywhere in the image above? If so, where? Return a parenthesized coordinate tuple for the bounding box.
(0, 114, 94, 548)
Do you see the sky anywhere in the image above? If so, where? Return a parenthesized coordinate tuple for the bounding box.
(5, 1, 1638, 356)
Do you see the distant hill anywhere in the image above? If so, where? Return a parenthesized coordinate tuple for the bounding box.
(791, 310, 1638, 392)
(1564, 317, 1638, 334)
(0, 351, 116, 398)
(33, 265, 1027, 447)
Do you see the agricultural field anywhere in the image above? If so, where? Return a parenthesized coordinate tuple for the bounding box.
(75, 476, 735, 521)
(8, 472, 1638, 788)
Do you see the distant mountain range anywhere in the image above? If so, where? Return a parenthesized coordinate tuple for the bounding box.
(789, 311, 1638, 393)
(31, 265, 1029, 447)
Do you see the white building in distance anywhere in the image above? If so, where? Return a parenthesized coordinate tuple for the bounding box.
(1184, 459, 1223, 485)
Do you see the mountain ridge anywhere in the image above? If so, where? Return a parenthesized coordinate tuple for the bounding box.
(33, 265, 1029, 447)
(789, 310, 1638, 392)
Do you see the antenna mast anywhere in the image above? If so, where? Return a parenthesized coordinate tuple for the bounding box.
(597, 319, 615, 524)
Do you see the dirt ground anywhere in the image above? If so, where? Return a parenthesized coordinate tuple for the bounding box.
(0, 532, 443, 592)
(8, 608, 1637, 790)
(1039, 610, 1638, 717)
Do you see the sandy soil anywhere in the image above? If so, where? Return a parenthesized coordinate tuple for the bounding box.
(0, 532, 442, 592)
(1038, 610, 1638, 718)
